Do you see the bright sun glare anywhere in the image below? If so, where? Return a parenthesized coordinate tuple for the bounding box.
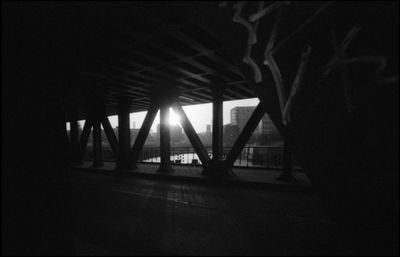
(169, 108, 181, 126)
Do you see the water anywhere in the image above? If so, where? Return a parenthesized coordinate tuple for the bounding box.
(143, 152, 207, 165)
(86, 146, 299, 169)
(143, 152, 259, 167)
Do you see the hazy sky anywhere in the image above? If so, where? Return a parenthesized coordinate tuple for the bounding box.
(74, 98, 260, 133)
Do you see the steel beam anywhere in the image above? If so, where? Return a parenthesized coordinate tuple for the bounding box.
(212, 87, 224, 161)
(172, 102, 211, 167)
(276, 136, 297, 182)
(130, 102, 159, 168)
(225, 103, 266, 168)
(157, 104, 173, 173)
(70, 118, 80, 164)
(92, 119, 104, 167)
(100, 113, 119, 159)
(214, 26, 286, 136)
(78, 115, 94, 163)
(70, 119, 79, 145)
(117, 102, 131, 171)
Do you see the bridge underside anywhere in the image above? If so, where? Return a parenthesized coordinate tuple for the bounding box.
(56, 1, 297, 177)
(3, 1, 398, 256)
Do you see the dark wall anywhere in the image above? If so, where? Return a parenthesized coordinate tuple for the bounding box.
(212, 1, 398, 254)
(2, 2, 74, 255)
(289, 2, 399, 254)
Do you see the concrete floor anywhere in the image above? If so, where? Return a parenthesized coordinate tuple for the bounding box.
(69, 170, 354, 256)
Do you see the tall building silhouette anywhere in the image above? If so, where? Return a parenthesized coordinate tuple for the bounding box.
(230, 106, 280, 137)
(230, 106, 256, 132)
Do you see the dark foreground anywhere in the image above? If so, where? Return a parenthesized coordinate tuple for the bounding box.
(67, 171, 389, 256)
(3, 167, 397, 256)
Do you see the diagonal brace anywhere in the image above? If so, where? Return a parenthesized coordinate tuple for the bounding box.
(225, 103, 266, 168)
(172, 102, 211, 166)
(78, 114, 94, 163)
(100, 112, 119, 159)
(129, 102, 159, 167)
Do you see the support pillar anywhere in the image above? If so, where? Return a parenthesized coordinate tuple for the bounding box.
(201, 86, 234, 177)
(70, 118, 80, 165)
(117, 103, 131, 171)
(92, 119, 104, 167)
(276, 136, 297, 182)
(212, 87, 224, 161)
(70, 119, 79, 145)
(157, 104, 173, 173)
(78, 116, 93, 163)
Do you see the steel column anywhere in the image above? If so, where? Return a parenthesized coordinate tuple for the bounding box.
(117, 103, 131, 171)
(212, 87, 224, 161)
(70, 119, 79, 145)
(158, 104, 173, 173)
(92, 119, 104, 167)
(70, 118, 80, 164)
(78, 116, 94, 163)
(276, 135, 297, 182)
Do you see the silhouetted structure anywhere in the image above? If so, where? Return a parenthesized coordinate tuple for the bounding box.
(3, 2, 398, 255)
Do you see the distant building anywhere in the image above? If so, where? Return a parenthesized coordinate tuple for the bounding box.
(206, 124, 211, 134)
(230, 106, 256, 132)
(230, 106, 280, 140)
(155, 123, 186, 145)
(230, 106, 264, 133)
(223, 124, 240, 147)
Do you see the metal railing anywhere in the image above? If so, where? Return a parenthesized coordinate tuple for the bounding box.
(84, 145, 301, 170)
